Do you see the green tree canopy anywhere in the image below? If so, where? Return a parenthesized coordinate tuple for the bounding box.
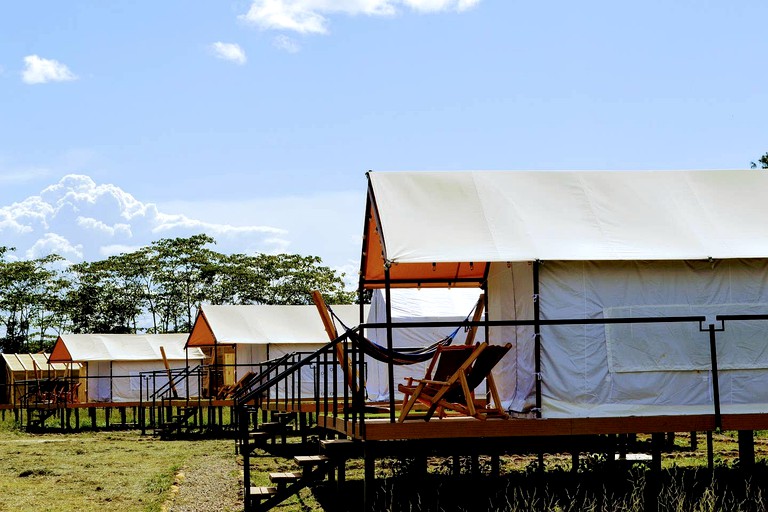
(0, 236, 354, 352)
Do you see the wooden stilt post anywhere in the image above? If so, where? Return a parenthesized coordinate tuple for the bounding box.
(650, 433, 663, 474)
(738, 430, 755, 467)
(707, 431, 714, 470)
(364, 443, 376, 511)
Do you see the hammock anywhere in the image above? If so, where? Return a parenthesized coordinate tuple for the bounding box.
(326, 303, 475, 366)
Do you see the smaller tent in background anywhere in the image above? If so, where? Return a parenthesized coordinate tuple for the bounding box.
(1, 353, 84, 405)
(186, 304, 366, 397)
(49, 334, 205, 402)
(364, 288, 486, 402)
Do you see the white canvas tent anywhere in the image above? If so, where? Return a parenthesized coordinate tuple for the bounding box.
(362, 170, 768, 419)
(49, 334, 204, 402)
(186, 304, 368, 396)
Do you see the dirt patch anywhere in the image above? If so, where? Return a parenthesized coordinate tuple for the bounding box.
(164, 453, 242, 512)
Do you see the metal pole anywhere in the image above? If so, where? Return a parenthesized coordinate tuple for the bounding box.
(708, 323, 722, 430)
(385, 266, 395, 422)
(533, 260, 542, 418)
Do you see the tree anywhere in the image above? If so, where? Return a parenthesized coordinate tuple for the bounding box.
(64, 258, 142, 334)
(149, 234, 217, 332)
(0, 253, 69, 352)
(751, 153, 768, 169)
(202, 252, 355, 306)
(0, 235, 355, 339)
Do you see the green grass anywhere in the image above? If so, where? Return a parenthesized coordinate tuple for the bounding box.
(0, 423, 234, 512)
(4, 409, 768, 512)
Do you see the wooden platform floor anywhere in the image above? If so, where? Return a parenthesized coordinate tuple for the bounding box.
(316, 412, 768, 441)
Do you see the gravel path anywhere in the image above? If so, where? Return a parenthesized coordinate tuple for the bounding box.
(164, 453, 243, 512)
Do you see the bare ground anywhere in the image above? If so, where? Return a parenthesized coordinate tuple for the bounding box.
(164, 452, 243, 512)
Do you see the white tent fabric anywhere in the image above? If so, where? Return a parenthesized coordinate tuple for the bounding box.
(487, 262, 536, 413)
(535, 260, 768, 417)
(54, 333, 203, 362)
(52, 334, 204, 402)
(369, 170, 768, 263)
(195, 304, 364, 345)
(364, 288, 486, 402)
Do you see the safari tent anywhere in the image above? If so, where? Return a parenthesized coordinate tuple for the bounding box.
(1, 353, 84, 405)
(186, 304, 366, 395)
(49, 334, 205, 402)
(361, 170, 768, 419)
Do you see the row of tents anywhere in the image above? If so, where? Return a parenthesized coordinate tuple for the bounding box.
(2, 289, 484, 404)
(6, 170, 768, 421)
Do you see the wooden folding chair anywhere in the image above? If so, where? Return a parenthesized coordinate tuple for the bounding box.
(427, 342, 512, 421)
(398, 342, 487, 422)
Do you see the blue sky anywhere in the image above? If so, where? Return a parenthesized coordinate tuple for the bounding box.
(1, 1, 767, 281)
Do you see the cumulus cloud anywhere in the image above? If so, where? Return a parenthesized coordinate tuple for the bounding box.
(273, 35, 301, 53)
(25, 233, 83, 260)
(22, 55, 78, 84)
(0, 174, 290, 264)
(209, 42, 247, 65)
(240, 0, 479, 34)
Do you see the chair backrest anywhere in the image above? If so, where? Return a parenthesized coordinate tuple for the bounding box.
(425, 345, 478, 382)
(445, 343, 512, 402)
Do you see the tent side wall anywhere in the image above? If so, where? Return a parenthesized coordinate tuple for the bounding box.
(110, 360, 201, 402)
(487, 261, 536, 412)
(234, 344, 269, 382)
(536, 259, 768, 418)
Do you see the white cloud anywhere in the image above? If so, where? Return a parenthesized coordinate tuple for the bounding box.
(209, 42, 248, 65)
(240, 0, 478, 34)
(403, 0, 479, 12)
(0, 174, 292, 263)
(76, 216, 132, 237)
(273, 35, 301, 53)
(25, 233, 83, 260)
(22, 55, 78, 84)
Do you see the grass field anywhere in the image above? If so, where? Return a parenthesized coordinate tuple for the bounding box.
(3, 411, 768, 512)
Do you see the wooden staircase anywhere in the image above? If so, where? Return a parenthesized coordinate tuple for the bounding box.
(248, 454, 331, 511)
(245, 438, 362, 511)
(155, 405, 199, 439)
(26, 404, 58, 431)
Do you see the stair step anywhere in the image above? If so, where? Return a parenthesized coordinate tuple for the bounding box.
(249, 431, 270, 439)
(273, 412, 296, 421)
(321, 439, 362, 459)
(294, 455, 329, 467)
(269, 471, 302, 484)
(249, 486, 278, 500)
(258, 422, 287, 432)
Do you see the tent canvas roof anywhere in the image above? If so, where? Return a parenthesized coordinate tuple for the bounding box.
(363, 170, 768, 286)
(2, 353, 83, 372)
(186, 304, 368, 347)
(49, 333, 204, 363)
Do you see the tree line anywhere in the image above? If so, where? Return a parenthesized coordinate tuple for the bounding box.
(0, 234, 355, 353)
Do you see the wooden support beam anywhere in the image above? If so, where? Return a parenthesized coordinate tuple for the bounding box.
(738, 430, 755, 467)
(463, 294, 486, 346)
(650, 432, 664, 474)
(159, 346, 178, 398)
(363, 444, 376, 512)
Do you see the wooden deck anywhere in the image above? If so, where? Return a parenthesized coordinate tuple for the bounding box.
(316, 412, 768, 441)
